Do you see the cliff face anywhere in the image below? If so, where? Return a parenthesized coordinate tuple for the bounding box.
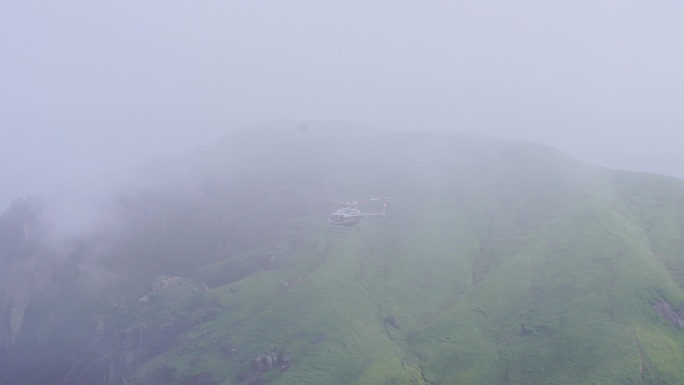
(0, 197, 47, 347)
(0, 198, 96, 383)
(0, 194, 219, 383)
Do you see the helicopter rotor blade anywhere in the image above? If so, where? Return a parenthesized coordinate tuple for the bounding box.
(368, 196, 392, 201)
(332, 197, 390, 206)
(332, 199, 361, 206)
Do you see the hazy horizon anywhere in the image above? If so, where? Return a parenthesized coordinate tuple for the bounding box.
(2, 1, 683, 210)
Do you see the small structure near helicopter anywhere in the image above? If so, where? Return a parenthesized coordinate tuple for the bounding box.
(327, 197, 390, 227)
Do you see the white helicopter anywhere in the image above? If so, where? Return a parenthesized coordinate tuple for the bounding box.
(327, 197, 390, 226)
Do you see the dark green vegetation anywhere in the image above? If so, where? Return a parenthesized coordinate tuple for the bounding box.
(2, 121, 684, 384)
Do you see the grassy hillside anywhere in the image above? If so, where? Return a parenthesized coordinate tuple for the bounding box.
(2, 121, 684, 385)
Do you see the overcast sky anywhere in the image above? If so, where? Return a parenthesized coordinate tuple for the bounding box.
(2, 1, 683, 210)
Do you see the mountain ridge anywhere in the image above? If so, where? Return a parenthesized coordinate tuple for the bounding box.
(1, 121, 684, 384)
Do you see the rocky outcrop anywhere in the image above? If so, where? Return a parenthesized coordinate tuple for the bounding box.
(0, 197, 48, 347)
(653, 299, 684, 328)
(7, 291, 29, 344)
(254, 352, 279, 371)
(253, 350, 291, 373)
(152, 276, 189, 291)
(385, 315, 401, 329)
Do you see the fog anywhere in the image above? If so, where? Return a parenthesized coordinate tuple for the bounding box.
(2, 1, 683, 210)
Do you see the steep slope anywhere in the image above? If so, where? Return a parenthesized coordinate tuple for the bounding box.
(1, 121, 684, 385)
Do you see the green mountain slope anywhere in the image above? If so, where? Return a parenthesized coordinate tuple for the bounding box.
(2, 121, 684, 385)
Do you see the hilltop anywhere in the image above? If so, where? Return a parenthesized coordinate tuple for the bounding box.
(2, 121, 684, 385)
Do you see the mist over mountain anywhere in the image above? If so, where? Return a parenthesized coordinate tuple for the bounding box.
(2, 121, 684, 385)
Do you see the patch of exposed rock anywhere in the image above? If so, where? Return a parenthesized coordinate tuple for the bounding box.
(254, 352, 279, 371)
(385, 315, 401, 329)
(152, 276, 189, 291)
(653, 299, 684, 328)
(138, 276, 208, 304)
(253, 350, 291, 373)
